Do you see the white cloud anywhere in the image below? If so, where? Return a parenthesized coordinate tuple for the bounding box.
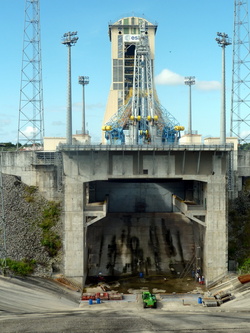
(196, 81, 221, 91)
(155, 69, 184, 85)
(21, 126, 38, 138)
(155, 68, 221, 91)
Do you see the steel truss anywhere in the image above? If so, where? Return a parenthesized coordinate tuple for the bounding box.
(231, 0, 250, 143)
(18, 0, 44, 148)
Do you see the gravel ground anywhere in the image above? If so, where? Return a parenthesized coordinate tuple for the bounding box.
(0, 174, 63, 276)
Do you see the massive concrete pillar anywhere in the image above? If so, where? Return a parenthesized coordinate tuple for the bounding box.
(203, 168, 228, 285)
(63, 155, 85, 286)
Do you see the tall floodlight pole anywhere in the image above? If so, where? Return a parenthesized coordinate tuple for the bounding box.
(184, 76, 195, 135)
(78, 76, 89, 135)
(62, 32, 78, 145)
(231, 0, 250, 143)
(18, 0, 44, 149)
(216, 32, 231, 145)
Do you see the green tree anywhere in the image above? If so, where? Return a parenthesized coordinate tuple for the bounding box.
(228, 189, 250, 265)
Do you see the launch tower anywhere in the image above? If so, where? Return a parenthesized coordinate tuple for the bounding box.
(103, 17, 182, 145)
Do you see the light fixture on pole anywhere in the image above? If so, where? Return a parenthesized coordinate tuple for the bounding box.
(78, 76, 89, 135)
(215, 32, 231, 145)
(184, 76, 195, 135)
(62, 31, 79, 145)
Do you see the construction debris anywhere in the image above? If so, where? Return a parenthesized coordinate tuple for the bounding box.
(81, 292, 123, 301)
(202, 290, 234, 307)
(213, 290, 234, 305)
(202, 297, 218, 307)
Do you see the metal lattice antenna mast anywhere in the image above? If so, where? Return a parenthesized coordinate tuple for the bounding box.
(231, 0, 250, 143)
(18, 0, 44, 148)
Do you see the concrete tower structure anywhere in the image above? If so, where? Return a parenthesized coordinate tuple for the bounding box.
(103, 16, 158, 127)
(103, 16, 181, 145)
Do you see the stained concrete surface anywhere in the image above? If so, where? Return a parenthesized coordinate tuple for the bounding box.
(87, 212, 199, 278)
(0, 275, 250, 333)
(0, 276, 80, 313)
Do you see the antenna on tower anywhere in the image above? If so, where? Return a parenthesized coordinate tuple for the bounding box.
(17, 0, 44, 149)
(231, 0, 250, 143)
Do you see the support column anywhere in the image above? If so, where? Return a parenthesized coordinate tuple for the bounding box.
(64, 176, 85, 286)
(203, 174, 228, 285)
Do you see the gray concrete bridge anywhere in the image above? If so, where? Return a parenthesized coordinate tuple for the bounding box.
(1, 144, 248, 286)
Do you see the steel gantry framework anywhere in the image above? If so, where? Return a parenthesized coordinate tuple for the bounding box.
(104, 20, 183, 145)
(18, 0, 44, 148)
(231, 0, 250, 143)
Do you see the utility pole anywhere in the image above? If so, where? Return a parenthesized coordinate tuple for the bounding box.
(62, 32, 78, 145)
(231, 0, 250, 143)
(184, 76, 195, 135)
(18, 0, 44, 149)
(78, 76, 89, 135)
(216, 32, 231, 145)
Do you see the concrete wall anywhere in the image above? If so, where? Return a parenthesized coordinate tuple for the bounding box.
(1, 151, 60, 201)
(179, 134, 202, 145)
(238, 150, 250, 177)
(43, 135, 91, 151)
(1, 151, 36, 185)
(87, 213, 194, 277)
(91, 181, 186, 212)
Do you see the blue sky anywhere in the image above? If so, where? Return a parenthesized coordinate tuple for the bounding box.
(0, 0, 235, 144)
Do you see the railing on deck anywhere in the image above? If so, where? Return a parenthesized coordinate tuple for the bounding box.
(58, 143, 234, 152)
